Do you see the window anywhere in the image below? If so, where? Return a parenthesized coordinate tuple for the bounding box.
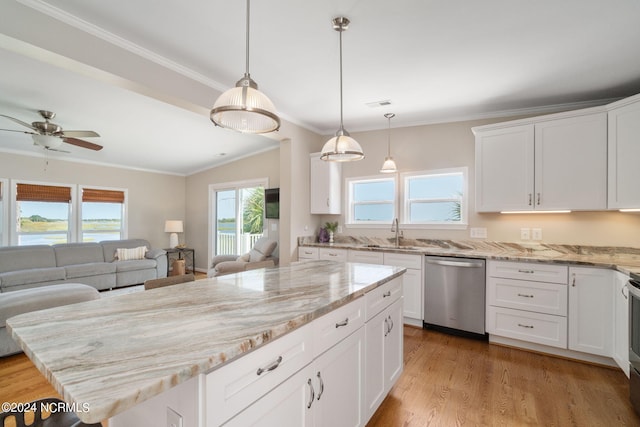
(15, 182, 73, 245)
(80, 187, 126, 242)
(402, 167, 467, 227)
(0, 179, 7, 246)
(346, 176, 396, 225)
(210, 179, 268, 257)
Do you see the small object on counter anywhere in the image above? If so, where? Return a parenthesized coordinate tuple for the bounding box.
(324, 221, 339, 244)
(318, 227, 329, 243)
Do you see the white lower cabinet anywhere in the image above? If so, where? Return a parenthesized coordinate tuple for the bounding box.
(568, 267, 613, 357)
(613, 271, 630, 377)
(364, 298, 403, 419)
(383, 253, 423, 323)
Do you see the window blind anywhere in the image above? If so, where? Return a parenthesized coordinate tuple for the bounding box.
(16, 183, 71, 202)
(82, 188, 125, 203)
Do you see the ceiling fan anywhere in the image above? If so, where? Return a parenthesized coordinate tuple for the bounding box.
(0, 109, 102, 152)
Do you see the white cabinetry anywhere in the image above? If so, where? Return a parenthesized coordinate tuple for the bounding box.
(474, 110, 607, 212)
(568, 267, 613, 357)
(613, 271, 630, 377)
(383, 253, 423, 324)
(310, 152, 341, 214)
(608, 94, 640, 209)
(364, 278, 403, 420)
(348, 249, 384, 264)
(486, 261, 568, 348)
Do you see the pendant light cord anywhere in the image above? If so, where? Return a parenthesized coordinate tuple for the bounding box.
(339, 27, 344, 132)
(387, 116, 391, 156)
(245, 0, 251, 77)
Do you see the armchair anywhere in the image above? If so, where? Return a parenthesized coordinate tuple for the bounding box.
(208, 237, 278, 277)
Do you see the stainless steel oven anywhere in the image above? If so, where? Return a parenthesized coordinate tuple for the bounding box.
(628, 275, 640, 414)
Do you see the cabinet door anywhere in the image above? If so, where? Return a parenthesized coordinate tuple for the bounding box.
(401, 269, 422, 320)
(310, 153, 341, 214)
(608, 98, 640, 208)
(474, 124, 534, 212)
(568, 267, 613, 356)
(384, 299, 404, 392)
(534, 112, 607, 210)
(613, 271, 630, 377)
(224, 365, 314, 427)
(313, 327, 365, 427)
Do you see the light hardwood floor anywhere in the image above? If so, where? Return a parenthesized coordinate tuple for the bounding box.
(2, 324, 638, 426)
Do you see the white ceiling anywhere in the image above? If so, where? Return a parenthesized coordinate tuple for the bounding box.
(1, 0, 640, 175)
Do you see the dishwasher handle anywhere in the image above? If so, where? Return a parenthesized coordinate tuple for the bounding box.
(425, 258, 484, 268)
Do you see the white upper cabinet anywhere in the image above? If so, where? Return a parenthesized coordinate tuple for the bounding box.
(310, 152, 342, 214)
(473, 110, 607, 212)
(608, 94, 640, 209)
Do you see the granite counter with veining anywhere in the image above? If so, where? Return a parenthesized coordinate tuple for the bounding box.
(298, 236, 640, 277)
(7, 260, 405, 424)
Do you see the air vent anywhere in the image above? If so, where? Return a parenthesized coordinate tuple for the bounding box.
(366, 99, 392, 108)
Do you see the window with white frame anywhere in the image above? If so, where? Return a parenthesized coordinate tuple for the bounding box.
(346, 176, 396, 225)
(80, 187, 127, 242)
(402, 167, 467, 226)
(15, 182, 73, 245)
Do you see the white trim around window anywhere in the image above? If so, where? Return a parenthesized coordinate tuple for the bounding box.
(345, 175, 398, 228)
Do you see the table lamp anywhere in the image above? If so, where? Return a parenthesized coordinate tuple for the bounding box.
(164, 220, 183, 248)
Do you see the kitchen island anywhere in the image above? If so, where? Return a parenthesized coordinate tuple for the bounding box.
(7, 260, 405, 425)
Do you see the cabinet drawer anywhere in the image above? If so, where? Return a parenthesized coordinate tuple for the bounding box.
(205, 323, 313, 427)
(489, 260, 568, 284)
(319, 247, 348, 262)
(383, 252, 422, 270)
(487, 305, 567, 349)
(488, 277, 567, 316)
(348, 250, 384, 264)
(365, 277, 403, 321)
(298, 247, 319, 259)
(313, 297, 365, 358)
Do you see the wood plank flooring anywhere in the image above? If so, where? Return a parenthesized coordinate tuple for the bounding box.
(1, 324, 638, 426)
(368, 326, 640, 426)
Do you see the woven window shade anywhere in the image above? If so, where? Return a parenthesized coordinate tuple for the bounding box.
(16, 183, 71, 202)
(82, 188, 125, 203)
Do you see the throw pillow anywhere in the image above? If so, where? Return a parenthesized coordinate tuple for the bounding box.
(115, 246, 148, 261)
(249, 248, 267, 263)
(236, 253, 250, 262)
(253, 239, 277, 257)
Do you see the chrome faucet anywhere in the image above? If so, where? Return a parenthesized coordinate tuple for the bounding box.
(391, 218, 402, 247)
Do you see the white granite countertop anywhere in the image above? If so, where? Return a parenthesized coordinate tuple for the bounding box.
(7, 261, 405, 424)
(299, 237, 640, 277)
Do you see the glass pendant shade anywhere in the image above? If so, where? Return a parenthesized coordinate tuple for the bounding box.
(380, 156, 398, 173)
(32, 134, 63, 149)
(209, 0, 280, 134)
(320, 131, 365, 162)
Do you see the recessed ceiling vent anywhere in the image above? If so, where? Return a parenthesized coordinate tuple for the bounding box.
(366, 100, 392, 108)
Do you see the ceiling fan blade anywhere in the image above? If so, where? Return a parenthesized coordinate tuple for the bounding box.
(44, 147, 71, 154)
(62, 137, 103, 151)
(0, 114, 38, 131)
(0, 128, 36, 135)
(59, 130, 100, 138)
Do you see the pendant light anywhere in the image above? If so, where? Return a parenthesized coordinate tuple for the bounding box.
(210, 0, 280, 134)
(379, 113, 398, 173)
(320, 17, 364, 162)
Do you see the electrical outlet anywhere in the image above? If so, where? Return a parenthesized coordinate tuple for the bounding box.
(270, 222, 278, 231)
(470, 227, 487, 238)
(532, 228, 543, 241)
(520, 228, 531, 240)
(167, 407, 183, 427)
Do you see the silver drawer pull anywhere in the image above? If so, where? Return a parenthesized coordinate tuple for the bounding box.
(517, 293, 534, 298)
(329, 253, 338, 256)
(335, 318, 349, 328)
(388, 315, 394, 333)
(316, 372, 324, 401)
(304, 251, 313, 255)
(256, 356, 283, 375)
(383, 291, 392, 298)
(307, 378, 315, 408)
(518, 269, 534, 274)
(384, 317, 390, 337)
(517, 323, 534, 329)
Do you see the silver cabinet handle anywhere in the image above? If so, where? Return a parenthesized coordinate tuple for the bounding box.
(316, 372, 324, 401)
(572, 273, 576, 287)
(426, 259, 484, 268)
(518, 269, 534, 274)
(256, 356, 282, 376)
(326, 198, 330, 207)
(384, 317, 390, 337)
(304, 251, 313, 255)
(622, 284, 628, 300)
(388, 315, 394, 333)
(383, 291, 391, 298)
(537, 193, 541, 205)
(307, 378, 315, 409)
(518, 323, 534, 329)
(335, 318, 349, 328)
(517, 293, 534, 298)
(329, 253, 338, 257)
(528, 193, 532, 206)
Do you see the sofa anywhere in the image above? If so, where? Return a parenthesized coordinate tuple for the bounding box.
(208, 237, 278, 277)
(0, 239, 167, 293)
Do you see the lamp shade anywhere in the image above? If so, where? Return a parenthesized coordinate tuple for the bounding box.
(164, 220, 183, 233)
(380, 157, 398, 173)
(211, 82, 280, 133)
(32, 134, 63, 149)
(320, 133, 365, 162)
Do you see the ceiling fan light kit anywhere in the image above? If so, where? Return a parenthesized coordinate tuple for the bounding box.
(210, 0, 280, 134)
(321, 16, 364, 162)
(379, 113, 398, 173)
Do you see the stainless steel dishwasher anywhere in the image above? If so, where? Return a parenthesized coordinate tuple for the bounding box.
(424, 256, 487, 338)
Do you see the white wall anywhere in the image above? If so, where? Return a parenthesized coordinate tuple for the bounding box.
(0, 151, 185, 249)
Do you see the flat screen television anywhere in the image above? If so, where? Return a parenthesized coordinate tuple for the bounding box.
(265, 188, 279, 219)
